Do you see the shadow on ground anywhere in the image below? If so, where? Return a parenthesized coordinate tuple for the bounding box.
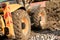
(31, 25, 60, 36)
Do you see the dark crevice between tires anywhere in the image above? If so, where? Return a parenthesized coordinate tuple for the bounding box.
(31, 25, 60, 36)
(31, 25, 51, 33)
(0, 35, 8, 40)
(22, 23, 25, 29)
(31, 25, 42, 32)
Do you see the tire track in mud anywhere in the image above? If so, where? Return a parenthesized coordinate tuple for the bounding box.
(29, 30, 60, 40)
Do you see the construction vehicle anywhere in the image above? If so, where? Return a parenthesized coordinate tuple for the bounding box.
(0, 0, 60, 40)
(0, 0, 32, 40)
(0, 0, 48, 40)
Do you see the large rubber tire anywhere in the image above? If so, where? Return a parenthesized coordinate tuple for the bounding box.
(29, 5, 40, 27)
(30, 5, 47, 29)
(12, 9, 31, 40)
(32, 7, 47, 29)
(32, 8, 41, 27)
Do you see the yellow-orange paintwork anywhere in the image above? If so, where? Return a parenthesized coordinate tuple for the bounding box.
(3, 5, 15, 37)
(4, 2, 23, 12)
(9, 4, 23, 12)
(2, 2, 23, 38)
(0, 15, 5, 35)
(0, 1, 24, 38)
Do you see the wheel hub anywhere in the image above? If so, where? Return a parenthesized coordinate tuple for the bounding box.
(22, 23, 25, 29)
(21, 17, 29, 36)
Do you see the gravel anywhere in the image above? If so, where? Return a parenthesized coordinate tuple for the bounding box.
(29, 30, 60, 40)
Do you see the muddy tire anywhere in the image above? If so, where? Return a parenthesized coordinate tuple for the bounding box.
(12, 9, 31, 40)
(30, 5, 40, 27)
(32, 7, 47, 29)
(30, 5, 47, 29)
(32, 8, 41, 27)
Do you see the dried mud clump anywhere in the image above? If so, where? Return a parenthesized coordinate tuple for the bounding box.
(45, 1, 60, 31)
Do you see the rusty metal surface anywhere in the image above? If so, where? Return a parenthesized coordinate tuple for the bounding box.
(30, 1, 46, 8)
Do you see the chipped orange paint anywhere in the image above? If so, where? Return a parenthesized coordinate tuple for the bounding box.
(0, 16, 5, 35)
(4, 12, 12, 20)
(7, 21, 13, 25)
(40, 12, 44, 16)
(3, 5, 15, 38)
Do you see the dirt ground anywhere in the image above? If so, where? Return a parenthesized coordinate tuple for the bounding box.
(0, 29, 60, 40)
(29, 29, 60, 40)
